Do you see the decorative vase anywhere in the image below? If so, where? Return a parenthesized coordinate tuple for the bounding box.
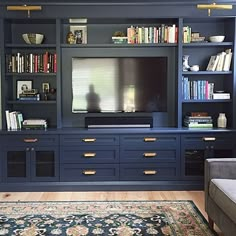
(217, 113, 227, 128)
(183, 55, 190, 71)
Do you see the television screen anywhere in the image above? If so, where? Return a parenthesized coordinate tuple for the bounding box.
(72, 57, 167, 113)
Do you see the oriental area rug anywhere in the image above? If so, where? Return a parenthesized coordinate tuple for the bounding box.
(0, 200, 215, 236)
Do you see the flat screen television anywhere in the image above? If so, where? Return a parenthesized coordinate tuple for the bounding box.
(72, 57, 167, 113)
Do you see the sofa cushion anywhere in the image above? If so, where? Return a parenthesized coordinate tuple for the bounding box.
(209, 179, 236, 224)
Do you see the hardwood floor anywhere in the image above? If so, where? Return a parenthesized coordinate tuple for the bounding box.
(0, 191, 222, 235)
(0, 191, 205, 211)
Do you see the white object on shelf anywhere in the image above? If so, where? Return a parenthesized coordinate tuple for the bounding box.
(213, 93, 230, 99)
(217, 113, 227, 128)
(209, 35, 225, 43)
(190, 65, 199, 71)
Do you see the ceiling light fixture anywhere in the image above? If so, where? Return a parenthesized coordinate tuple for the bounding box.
(197, 2, 232, 16)
(7, 5, 42, 18)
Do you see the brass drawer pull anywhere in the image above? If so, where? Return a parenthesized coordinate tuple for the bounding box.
(82, 170, 96, 175)
(144, 137, 157, 142)
(83, 153, 96, 158)
(143, 170, 157, 175)
(82, 138, 96, 142)
(203, 137, 216, 142)
(23, 138, 38, 143)
(143, 152, 157, 158)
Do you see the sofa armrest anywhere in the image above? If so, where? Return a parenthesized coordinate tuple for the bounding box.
(205, 158, 236, 209)
(205, 158, 236, 182)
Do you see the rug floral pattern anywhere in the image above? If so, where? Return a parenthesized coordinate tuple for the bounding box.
(0, 200, 215, 235)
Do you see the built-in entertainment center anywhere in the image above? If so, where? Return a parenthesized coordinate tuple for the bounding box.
(0, 0, 236, 191)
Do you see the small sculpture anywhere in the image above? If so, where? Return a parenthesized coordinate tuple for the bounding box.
(66, 31, 75, 44)
(183, 55, 190, 71)
(112, 31, 126, 37)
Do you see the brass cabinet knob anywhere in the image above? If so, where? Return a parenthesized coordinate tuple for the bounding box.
(143, 170, 157, 175)
(82, 138, 96, 142)
(143, 152, 157, 158)
(202, 137, 216, 142)
(24, 138, 38, 143)
(83, 153, 96, 158)
(144, 137, 157, 142)
(82, 170, 96, 175)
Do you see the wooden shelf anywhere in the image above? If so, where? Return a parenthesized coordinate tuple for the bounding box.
(5, 44, 56, 48)
(182, 71, 232, 75)
(60, 43, 178, 48)
(182, 99, 232, 103)
(6, 73, 56, 76)
(7, 101, 56, 104)
(183, 42, 233, 47)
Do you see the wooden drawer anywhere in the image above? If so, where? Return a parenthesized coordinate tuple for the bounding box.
(120, 149, 176, 163)
(120, 135, 179, 148)
(60, 164, 119, 181)
(182, 134, 234, 149)
(0, 135, 59, 146)
(60, 146, 119, 163)
(60, 135, 119, 146)
(120, 163, 177, 180)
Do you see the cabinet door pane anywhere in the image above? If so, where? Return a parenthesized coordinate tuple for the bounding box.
(184, 149, 233, 177)
(213, 150, 233, 158)
(185, 150, 205, 176)
(7, 151, 27, 177)
(35, 151, 55, 177)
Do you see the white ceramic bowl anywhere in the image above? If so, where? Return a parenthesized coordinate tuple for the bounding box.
(209, 35, 225, 43)
(22, 33, 44, 44)
(190, 65, 200, 72)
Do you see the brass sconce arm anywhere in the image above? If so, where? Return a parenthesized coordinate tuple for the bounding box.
(197, 3, 233, 16)
(7, 5, 42, 18)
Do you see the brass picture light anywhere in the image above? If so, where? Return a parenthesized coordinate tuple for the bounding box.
(7, 5, 42, 18)
(197, 2, 233, 16)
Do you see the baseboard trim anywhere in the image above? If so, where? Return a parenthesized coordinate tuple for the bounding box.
(0, 181, 203, 192)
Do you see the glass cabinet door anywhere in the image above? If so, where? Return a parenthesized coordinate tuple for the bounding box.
(184, 148, 233, 178)
(5, 149, 31, 182)
(185, 149, 205, 177)
(31, 147, 59, 181)
(3, 146, 59, 182)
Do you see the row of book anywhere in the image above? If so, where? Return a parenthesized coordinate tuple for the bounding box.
(127, 24, 178, 44)
(206, 49, 232, 72)
(184, 115, 213, 128)
(5, 110, 47, 130)
(5, 110, 23, 130)
(6, 52, 57, 73)
(182, 77, 231, 100)
(182, 77, 214, 100)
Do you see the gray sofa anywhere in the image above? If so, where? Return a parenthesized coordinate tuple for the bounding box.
(205, 158, 236, 235)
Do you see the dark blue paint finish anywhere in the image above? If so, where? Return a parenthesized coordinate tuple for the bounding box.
(0, 1, 236, 191)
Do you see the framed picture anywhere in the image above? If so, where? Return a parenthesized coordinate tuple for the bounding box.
(70, 25, 87, 44)
(42, 83, 50, 93)
(17, 80, 32, 99)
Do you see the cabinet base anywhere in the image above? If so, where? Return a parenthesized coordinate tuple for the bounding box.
(0, 181, 203, 191)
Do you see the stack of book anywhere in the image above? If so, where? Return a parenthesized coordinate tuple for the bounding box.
(19, 89, 40, 101)
(22, 119, 47, 130)
(212, 92, 230, 99)
(184, 114, 213, 128)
